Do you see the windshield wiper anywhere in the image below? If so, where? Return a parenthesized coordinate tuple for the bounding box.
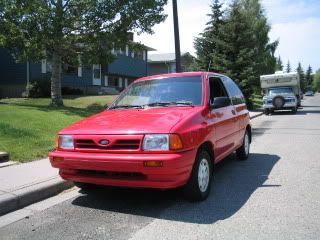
(109, 105, 144, 109)
(145, 101, 194, 107)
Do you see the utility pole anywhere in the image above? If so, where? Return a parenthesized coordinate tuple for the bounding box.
(172, 0, 181, 72)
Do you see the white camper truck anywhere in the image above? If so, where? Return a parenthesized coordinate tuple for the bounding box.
(260, 72, 301, 114)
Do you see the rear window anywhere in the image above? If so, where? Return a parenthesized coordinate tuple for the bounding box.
(113, 76, 203, 106)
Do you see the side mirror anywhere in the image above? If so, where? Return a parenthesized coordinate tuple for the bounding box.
(210, 97, 231, 109)
(104, 103, 111, 109)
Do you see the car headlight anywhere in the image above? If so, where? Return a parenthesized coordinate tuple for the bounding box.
(143, 134, 183, 151)
(143, 134, 169, 151)
(58, 135, 74, 149)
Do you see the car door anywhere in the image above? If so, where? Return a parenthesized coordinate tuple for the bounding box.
(207, 76, 238, 161)
(222, 76, 249, 148)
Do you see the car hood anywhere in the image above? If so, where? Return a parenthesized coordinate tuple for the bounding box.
(60, 107, 200, 135)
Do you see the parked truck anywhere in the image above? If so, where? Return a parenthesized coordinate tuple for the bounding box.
(260, 71, 301, 114)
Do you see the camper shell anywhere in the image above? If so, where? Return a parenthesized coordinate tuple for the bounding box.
(260, 72, 301, 114)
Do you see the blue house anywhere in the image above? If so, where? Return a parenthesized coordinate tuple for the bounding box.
(0, 43, 155, 98)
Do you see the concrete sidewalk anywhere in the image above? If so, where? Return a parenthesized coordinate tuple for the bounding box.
(0, 159, 73, 216)
(0, 110, 263, 216)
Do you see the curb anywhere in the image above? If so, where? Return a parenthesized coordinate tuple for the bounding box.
(250, 112, 264, 119)
(0, 178, 74, 216)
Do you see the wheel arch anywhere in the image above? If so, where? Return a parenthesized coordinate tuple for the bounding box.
(197, 141, 215, 168)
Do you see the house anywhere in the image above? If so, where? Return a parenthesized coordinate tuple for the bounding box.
(0, 42, 155, 98)
(147, 52, 195, 76)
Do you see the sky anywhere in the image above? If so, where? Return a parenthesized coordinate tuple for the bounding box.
(135, 0, 320, 72)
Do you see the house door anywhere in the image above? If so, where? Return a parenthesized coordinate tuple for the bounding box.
(93, 64, 101, 85)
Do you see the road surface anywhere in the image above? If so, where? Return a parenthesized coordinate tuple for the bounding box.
(1, 94, 320, 240)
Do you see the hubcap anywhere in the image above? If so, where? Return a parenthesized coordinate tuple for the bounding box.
(244, 133, 250, 156)
(198, 158, 210, 193)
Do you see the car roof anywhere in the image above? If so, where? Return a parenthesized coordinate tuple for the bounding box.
(135, 71, 225, 82)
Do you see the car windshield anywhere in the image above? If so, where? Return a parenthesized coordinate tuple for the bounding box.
(111, 76, 203, 108)
(269, 88, 293, 95)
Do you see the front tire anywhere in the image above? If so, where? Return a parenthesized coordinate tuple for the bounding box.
(74, 182, 96, 191)
(236, 130, 250, 160)
(183, 150, 213, 201)
(292, 107, 297, 114)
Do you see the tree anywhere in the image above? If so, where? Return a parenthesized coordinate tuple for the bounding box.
(296, 62, 306, 92)
(312, 68, 320, 92)
(286, 60, 291, 73)
(305, 65, 313, 87)
(275, 56, 283, 71)
(211, 0, 277, 104)
(0, 0, 168, 106)
(194, 0, 224, 71)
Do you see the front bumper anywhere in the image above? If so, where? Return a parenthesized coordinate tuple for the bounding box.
(49, 149, 197, 189)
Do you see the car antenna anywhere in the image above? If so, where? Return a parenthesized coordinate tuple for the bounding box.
(207, 60, 211, 72)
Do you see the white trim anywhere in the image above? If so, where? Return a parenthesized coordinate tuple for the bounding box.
(41, 59, 47, 73)
(125, 78, 128, 88)
(78, 66, 82, 77)
(143, 50, 146, 61)
(126, 45, 129, 56)
(119, 77, 123, 88)
(92, 64, 101, 85)
(104, 76, 108, 86)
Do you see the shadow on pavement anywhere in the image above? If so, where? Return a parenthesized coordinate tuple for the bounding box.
(72, 153, 280, 224)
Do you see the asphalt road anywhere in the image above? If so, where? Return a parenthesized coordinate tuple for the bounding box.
(1, 94, 320, 240)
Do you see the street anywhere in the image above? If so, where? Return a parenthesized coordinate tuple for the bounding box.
(1, 94, 320, 240)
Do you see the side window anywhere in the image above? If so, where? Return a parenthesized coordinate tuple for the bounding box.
(223, 77, 245, 105)
(209, 77, 229, 104)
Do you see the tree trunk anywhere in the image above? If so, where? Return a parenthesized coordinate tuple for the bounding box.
(51, 51, 63, 106)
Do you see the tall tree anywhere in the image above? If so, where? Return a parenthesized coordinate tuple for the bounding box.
(305, 65, 313, 87)
(212, 0, 277, 104)
(296, 62, 306, 91)
(312, 68, 320, 92)
(194, 0, 224, 71)
(286, 61, 291, 73)
(275, 56, 283, 71)
(0, 0, 168, 106)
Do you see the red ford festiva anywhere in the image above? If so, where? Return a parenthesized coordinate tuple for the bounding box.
(49, 72, 251, 201)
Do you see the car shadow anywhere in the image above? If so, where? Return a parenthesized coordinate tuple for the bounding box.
(71, 153, 280, 224)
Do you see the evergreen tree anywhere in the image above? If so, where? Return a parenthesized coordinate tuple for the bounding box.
(313, 68, 320, 92)
(286, 61, 291, 73)
(212, 0, 276, 104)
(296, 62, 306, 92)
(305, 65, 313, 87)
(275, 56, 283, 71)
(194, 0, 224, 71)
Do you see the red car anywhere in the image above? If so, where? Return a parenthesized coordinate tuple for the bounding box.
(49, 72, 251, 201)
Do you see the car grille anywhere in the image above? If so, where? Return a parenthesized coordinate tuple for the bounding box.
(75, 139, 141, 150)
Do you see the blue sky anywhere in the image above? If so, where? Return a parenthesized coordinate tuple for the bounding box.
(135, 0, 320, 72)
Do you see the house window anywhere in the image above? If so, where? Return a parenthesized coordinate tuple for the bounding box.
(135, 50, 143, 60)
(63, 64, 77, 75)
(108, 76, 119, 87)
(93, 65, 101, 79)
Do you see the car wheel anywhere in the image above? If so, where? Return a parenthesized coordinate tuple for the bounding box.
(183, 150, 213, 201)
(236, 130, 250, 161)
(264, 108, 270, 115)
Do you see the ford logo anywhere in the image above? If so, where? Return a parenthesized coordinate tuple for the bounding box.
(99, 139, 110, 145)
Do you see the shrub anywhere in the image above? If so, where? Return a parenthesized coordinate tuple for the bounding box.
(61, 87, 83, 95)
(26, 80, 51, 98)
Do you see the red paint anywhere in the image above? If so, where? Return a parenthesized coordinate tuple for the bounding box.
(49, 72, 251, 189)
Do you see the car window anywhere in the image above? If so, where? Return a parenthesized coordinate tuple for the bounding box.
(113, 76, 203, 106)
(223, 77, 245, 105)
(209, 77, 229, 105)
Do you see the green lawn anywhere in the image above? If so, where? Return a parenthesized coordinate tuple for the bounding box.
(250, 93, 263, 110)
(0, 95, 117, 162)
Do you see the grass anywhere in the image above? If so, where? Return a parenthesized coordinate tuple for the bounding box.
(250, 93, 263, 110)
(0, 95, 117, 162)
